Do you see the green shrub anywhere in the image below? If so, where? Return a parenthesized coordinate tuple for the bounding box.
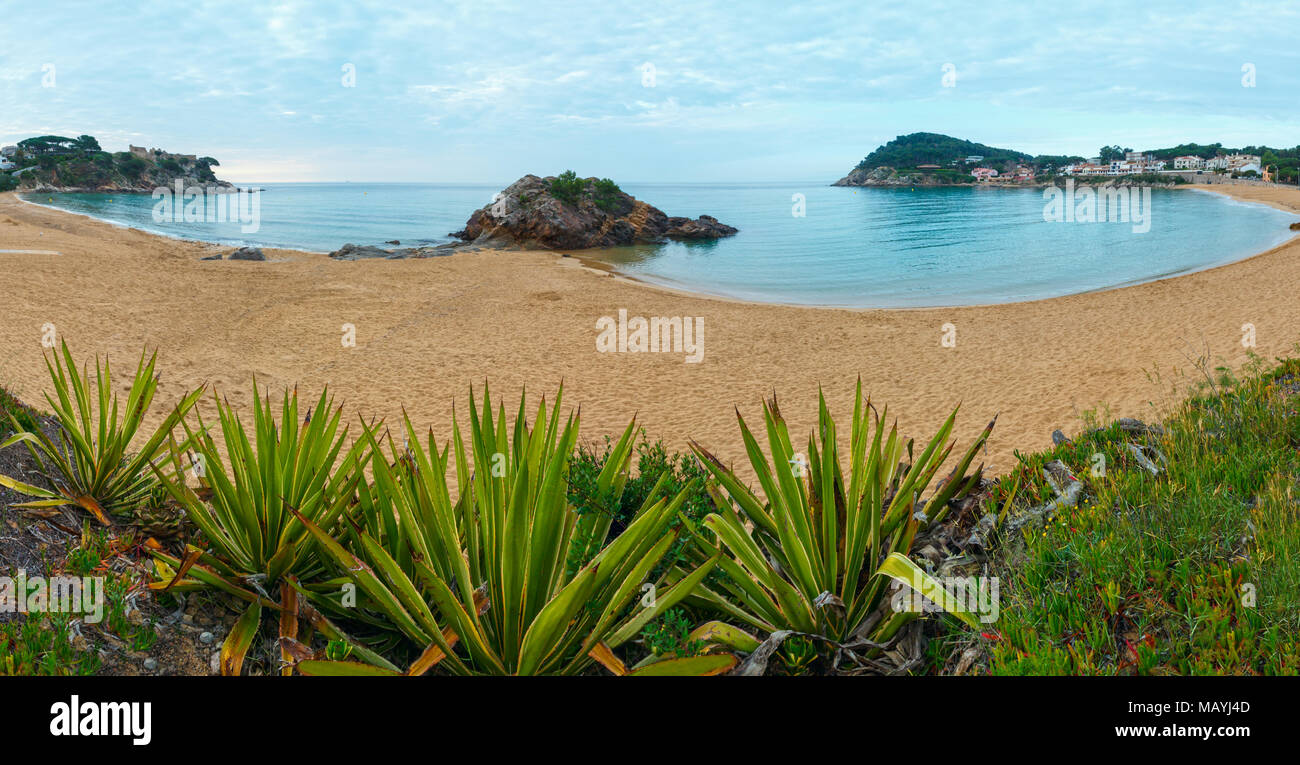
(641, 607, 705, 659)
(593, 177, 622, 211)
(568, 433, 713, 574)
(115, 154, 147, 177)
(549, 169, 585, 206)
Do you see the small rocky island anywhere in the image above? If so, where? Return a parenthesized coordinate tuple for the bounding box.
(450, 172, 737, 250)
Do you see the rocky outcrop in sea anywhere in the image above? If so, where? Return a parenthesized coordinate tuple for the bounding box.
(450, 174, 738, 250)
(832, 166, 959, 187)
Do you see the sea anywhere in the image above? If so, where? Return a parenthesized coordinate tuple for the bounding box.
(24, 181, 1300, 309)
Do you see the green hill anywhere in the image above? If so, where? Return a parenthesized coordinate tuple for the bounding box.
(855, 132, 1032, 170)
(0, 134, 226, 192)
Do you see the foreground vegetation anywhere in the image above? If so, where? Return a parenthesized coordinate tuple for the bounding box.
(3, 344, 1298, 675)
(970, 356, 1300, 674)
(3, 343, 990, 675)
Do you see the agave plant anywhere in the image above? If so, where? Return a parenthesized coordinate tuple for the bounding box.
(148, 383, 370, 674)
(687, 384, 995, 658)
(294, 386, 731, 676)
(0, 341, 204, 525)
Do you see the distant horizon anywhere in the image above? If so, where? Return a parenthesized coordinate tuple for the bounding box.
(7, 132, 1292, 188)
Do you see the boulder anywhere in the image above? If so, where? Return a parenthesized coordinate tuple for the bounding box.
(451, 174, 737, 250)
(832, 165, 897, 186)
(328, 243, 452, 260)
(329, 243, 396, 260)
(665, 214, 738, 239)
(228, 246, 265, 261)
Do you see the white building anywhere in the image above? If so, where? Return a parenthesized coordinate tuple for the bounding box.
(1070, 162, 1109, 176)
(0, 157, 14, 171)
(971, 167, 998, 180)
(0, 145, 16, 158)
(1173, 155, 1204, 170)
(1234, 162, 1262, 175)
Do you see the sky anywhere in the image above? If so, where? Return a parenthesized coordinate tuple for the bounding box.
(2, 0, 1298, 183)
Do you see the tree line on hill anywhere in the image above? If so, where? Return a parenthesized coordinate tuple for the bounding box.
(854, 132, 1300, 183)
(0, 134, 221, 191)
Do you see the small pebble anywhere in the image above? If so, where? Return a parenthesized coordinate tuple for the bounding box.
(199, 631, 215, 644)
(210, 652, 220, 672)
(143, 658, 158, 671)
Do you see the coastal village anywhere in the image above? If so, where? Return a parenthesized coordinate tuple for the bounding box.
(832, 133, 1293, 188)
(964, 151, 1267, 183)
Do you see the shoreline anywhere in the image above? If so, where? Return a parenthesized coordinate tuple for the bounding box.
(14, 192, 324, 255)
(4, 186, 1300, 478)
(577, 183, 1299, 312)
(19, 183, 1300, 313)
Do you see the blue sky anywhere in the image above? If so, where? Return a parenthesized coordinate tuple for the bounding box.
(3, 0, 1298, 183)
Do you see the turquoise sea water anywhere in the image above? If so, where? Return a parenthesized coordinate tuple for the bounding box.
(25, 182, 1299, 308)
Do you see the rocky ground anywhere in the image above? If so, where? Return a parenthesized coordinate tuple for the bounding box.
(0, 409, 221, 675)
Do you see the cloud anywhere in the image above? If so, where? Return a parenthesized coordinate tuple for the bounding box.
(2, 0, 1298, 181)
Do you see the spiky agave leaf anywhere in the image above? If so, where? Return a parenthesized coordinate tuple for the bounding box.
(304, 385, 721, 675)
(152, 382, 370, 583)
(691, 385, 994, 647)
(0, 341, 203, 524)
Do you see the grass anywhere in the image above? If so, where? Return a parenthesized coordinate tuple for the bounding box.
(0, 385, 40, 440)
(975, 355, 1300, 675)
(1, 614, 101, 676)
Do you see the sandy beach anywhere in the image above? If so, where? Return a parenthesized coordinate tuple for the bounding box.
(1, 185, 1298, 478)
